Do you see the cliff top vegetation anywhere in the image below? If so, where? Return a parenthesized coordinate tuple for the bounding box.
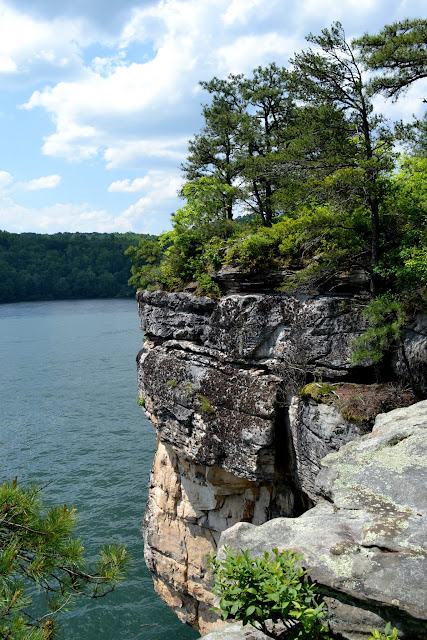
(127, 18, 426, 308)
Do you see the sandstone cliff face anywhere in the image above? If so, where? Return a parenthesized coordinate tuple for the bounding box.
(137, 290, 394, 633)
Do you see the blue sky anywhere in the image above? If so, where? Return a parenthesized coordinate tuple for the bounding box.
(0, 0, 425, 236)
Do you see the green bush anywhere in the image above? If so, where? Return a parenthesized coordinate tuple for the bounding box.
(351, 294, 406, 364)
(198, 394, 215, 415)
(209, 547, 330, 639)
(167, 378, 179, 389)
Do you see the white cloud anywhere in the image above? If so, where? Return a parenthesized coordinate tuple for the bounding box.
(0, 196, 135, 233)
(17, 174, 61, 190)
(372, 79, 427, 122)
(19, 1, 235, 164)
(0, 1, 92, 82)
(108, 169, 183, 233)
(0, 55, 17, 73)
(104, 138, 189, 169)
(216, 33, 301, 75)
(22, 0, 424, 174)
(0, 171, 13, 189)
(222, 0, 274, 26)
(108, 169, 182, 196)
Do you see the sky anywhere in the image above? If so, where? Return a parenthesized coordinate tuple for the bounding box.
(0, 0, 425, 236)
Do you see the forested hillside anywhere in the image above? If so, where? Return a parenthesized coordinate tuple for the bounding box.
(0, 231, 151, 303)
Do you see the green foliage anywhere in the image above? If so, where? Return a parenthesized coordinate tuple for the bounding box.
(378, 155, 427, 289)
(225, 204, 370, 280)
(0, 479, 128, 639)
(197, 395, 215, 415)
(290, 21, 396, 276)
(125, 236, 163, 291)
(184, 64, 295, 227)
(126, 177, 241, 297)
(136, 395, 145, 407)
(351, 294, 406, 364)
(167, 378, 179, 390)
(0, 230, 149, 303)
(209, 547, 330, 639)
(126, 19, 427, 347)
(355, 18, 427, 99)
(368, 622, 400, 640)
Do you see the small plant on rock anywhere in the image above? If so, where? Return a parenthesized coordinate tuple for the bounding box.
(167, 378, 179, 390)
(351, 294, 406, 364)
(198, 394, 215, 414)
(209, 547, 330, 639)
(369, 623, 400, 640)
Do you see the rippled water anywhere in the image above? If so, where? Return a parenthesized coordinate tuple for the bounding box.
(0, 299, 199, 640)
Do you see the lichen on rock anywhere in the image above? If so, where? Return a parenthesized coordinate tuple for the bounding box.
(218, 401, 427, 639)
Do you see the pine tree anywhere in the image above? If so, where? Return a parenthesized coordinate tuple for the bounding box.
(0, 479, 128, 639)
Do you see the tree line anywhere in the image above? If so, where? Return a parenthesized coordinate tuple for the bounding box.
(0, 230, 152, 304)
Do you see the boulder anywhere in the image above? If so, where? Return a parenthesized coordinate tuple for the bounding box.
(217, 401, 427, 640)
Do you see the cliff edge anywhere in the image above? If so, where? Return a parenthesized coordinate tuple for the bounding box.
(136, 289, 426, 638)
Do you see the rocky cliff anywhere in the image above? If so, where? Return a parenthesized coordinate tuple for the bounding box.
(214, 400, 427, 640)
(136, 289, 426, 638)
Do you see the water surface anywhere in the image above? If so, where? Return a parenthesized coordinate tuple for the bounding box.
(0, 299, 198, 640)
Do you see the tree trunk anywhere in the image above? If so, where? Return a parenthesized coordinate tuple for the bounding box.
(265, 181, 273, 227)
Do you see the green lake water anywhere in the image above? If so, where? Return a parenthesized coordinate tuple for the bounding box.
(0, 298, 199, 640)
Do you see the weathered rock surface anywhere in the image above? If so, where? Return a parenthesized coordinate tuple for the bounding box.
(137, 290, 425, 636)
(217, 401, 427, 640)
(137, 290, 371, 379)
(288, 397, 372, 502)
(392, 314, 427, 397)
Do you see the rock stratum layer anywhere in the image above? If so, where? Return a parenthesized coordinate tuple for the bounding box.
(136, 290, 427, 639)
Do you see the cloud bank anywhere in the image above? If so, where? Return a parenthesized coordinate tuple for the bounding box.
(0, 0, 425, 234)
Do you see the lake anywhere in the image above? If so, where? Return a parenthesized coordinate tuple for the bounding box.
(0, 298, 199, 640)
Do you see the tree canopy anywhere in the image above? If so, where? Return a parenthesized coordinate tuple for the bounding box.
(354, 18, 427, 99)
(0, 231, 151, 304)
(127, 17, 427, 342)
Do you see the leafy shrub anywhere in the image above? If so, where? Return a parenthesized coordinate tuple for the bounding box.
(209, 547, 330, 639)
(136, 395, 145, 407)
